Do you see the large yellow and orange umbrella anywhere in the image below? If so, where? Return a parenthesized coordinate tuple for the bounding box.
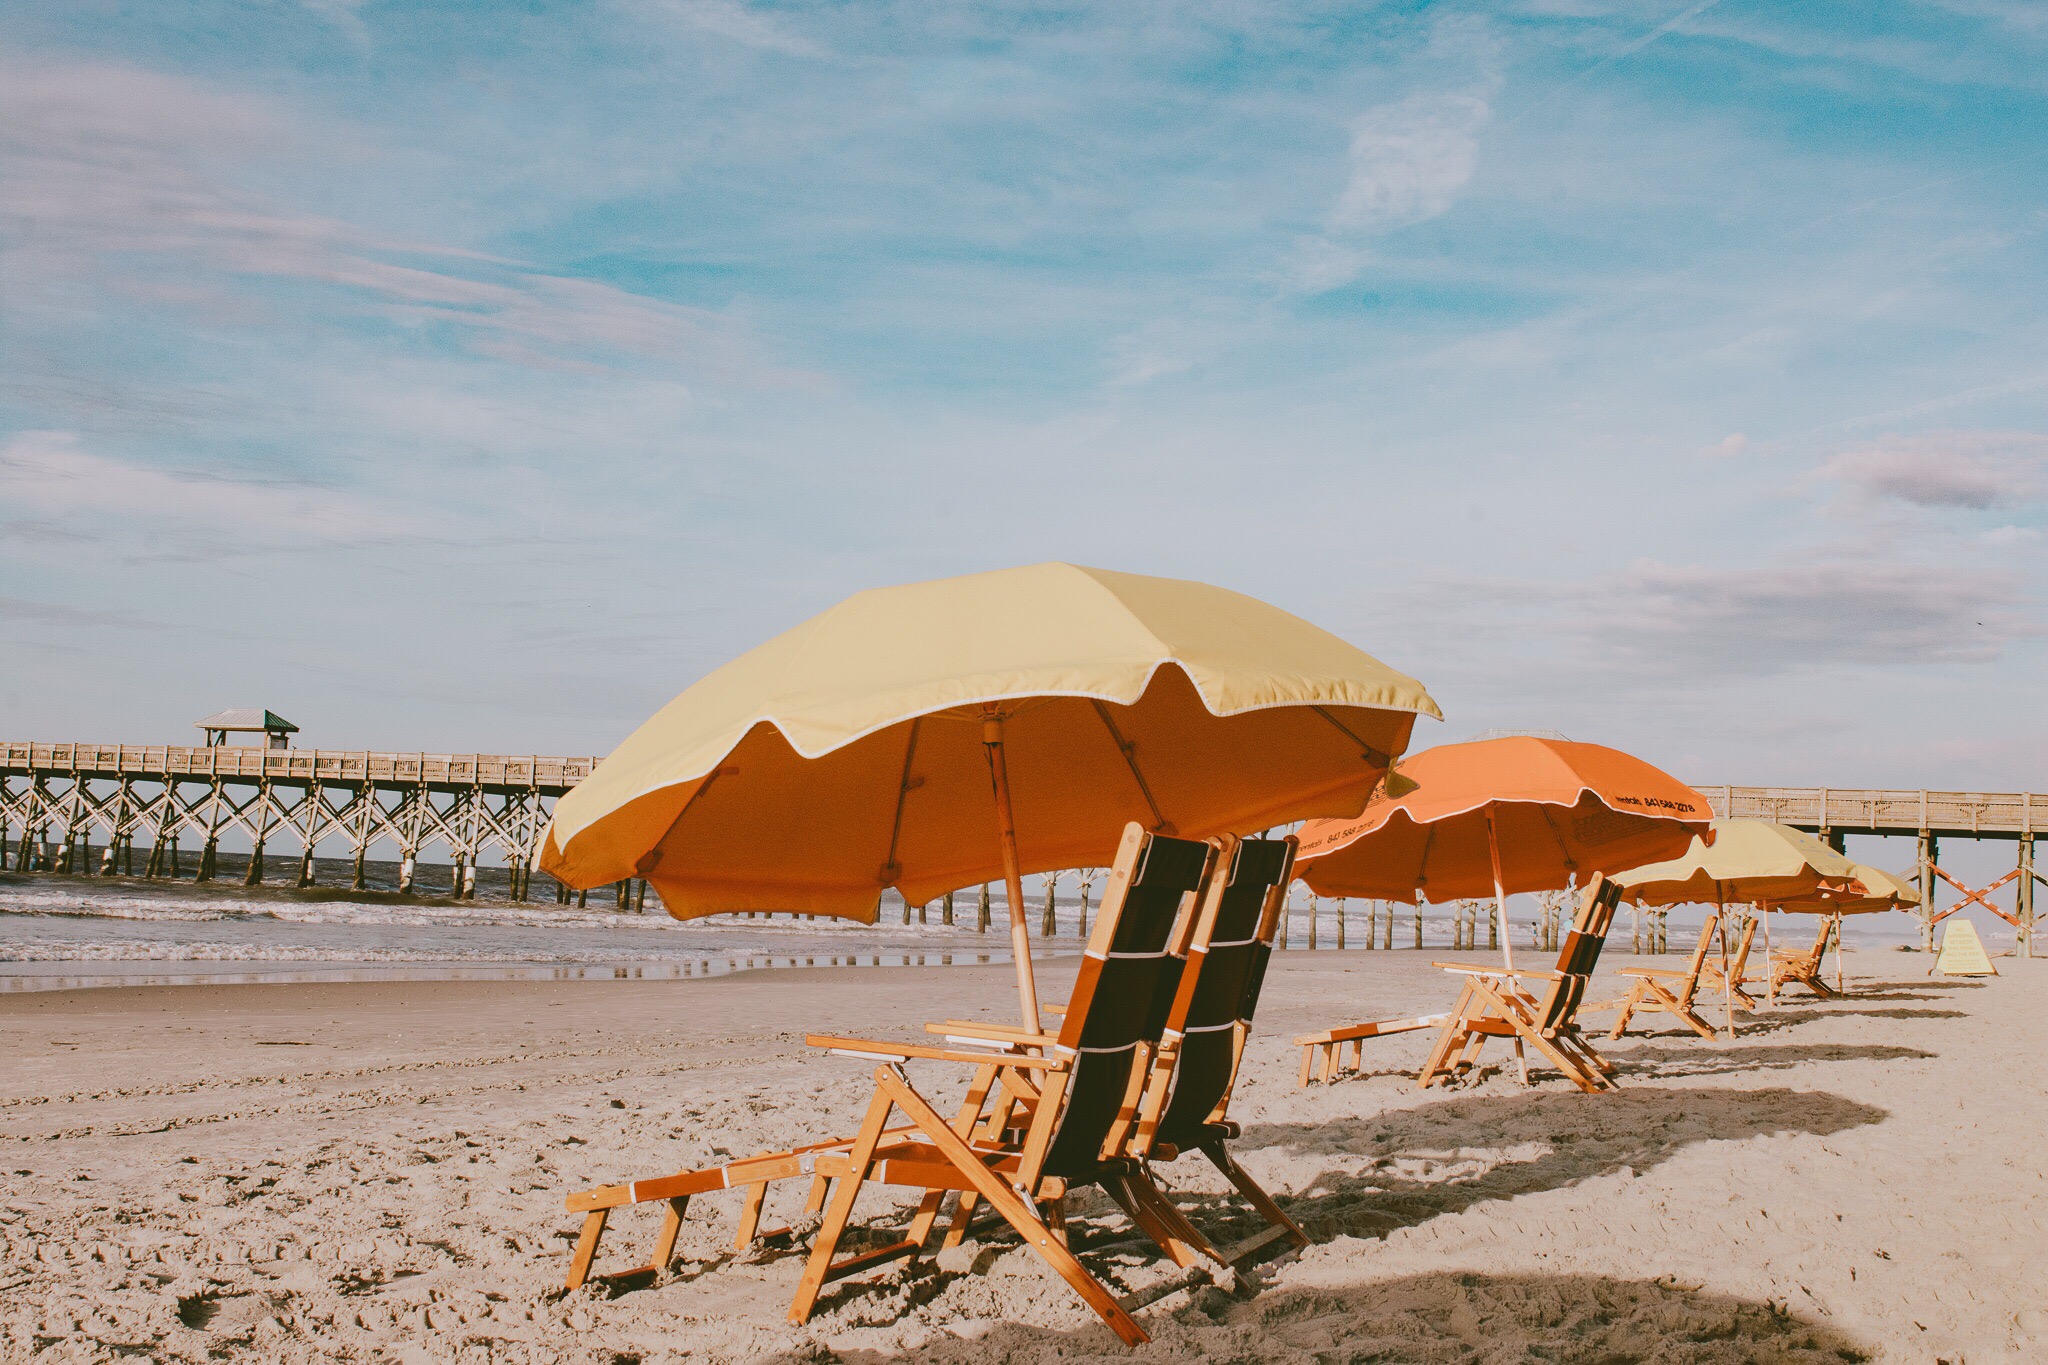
(1616, 819, 1871, 1018)
(1760, 858, 1918, 998)
(539, 563, 1439, 1030)
(1294, 736, 1713, 971)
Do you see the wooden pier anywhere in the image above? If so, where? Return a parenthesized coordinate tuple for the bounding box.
(0, 744, 2039, 949)
(0, 742, 595, 898)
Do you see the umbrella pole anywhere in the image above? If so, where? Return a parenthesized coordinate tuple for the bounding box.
(1843, 912, 1859, 998)
(983, 713, 1041, 1035)
(1717, 897, 1734, 1040)
(1761, 903, 1774, 1008)
(1485, 808, 1515, 974)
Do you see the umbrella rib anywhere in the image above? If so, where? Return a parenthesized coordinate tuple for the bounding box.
(1090, 700, 1170, 833)
(1309, 706, 1394, 768)
(878, 717, 923, 885)
(1535, 806, 1578, 872)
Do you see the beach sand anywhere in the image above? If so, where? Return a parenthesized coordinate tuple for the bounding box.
(3, 950, 2041, 1363)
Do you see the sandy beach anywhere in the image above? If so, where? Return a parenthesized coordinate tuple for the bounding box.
(3, 950, 2042, 1364)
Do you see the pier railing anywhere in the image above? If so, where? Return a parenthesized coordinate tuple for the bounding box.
(1, 743, 597, 793)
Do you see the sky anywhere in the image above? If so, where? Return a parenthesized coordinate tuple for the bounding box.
(4, 0, 2047, 800)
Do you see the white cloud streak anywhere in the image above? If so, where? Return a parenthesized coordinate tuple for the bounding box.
(1819, 432, 2048, 509)
(0, 57, 774, 378)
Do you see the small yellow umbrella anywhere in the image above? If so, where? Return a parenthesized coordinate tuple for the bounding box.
(1615, 820, 1863, 1034)
(539, 563, 1440, 1031)
(1766, 861, 1919, 997)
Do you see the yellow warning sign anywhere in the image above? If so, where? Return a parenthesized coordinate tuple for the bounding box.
(1935, 919, 1998, 976)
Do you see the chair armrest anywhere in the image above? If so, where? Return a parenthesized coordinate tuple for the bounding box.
(1434, 961, 1562, 981)
(1618, 967, 1684, 980)
(805, 1033, 1061, 1069)
(923, 1021, 1061, 1049)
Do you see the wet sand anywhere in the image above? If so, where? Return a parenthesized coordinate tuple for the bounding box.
(3, 950, 2041, 1363)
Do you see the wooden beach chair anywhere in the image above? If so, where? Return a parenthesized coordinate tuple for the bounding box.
(787, 823, 1215, 1344)
(925, 835, 1307, 1273)
(1413, 874, 1624, 1093)
(1122, 834, 1309, 1267)
(1698, 914, 1760, 1010)
(1598, 911, 1724, 1041)
(558, 823, 1212, 1345)
(1770, 918, 1839, 999)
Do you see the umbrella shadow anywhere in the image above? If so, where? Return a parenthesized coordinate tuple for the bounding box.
(766, 1269, 1874, 1362)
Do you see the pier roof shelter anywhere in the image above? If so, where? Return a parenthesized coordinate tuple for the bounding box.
(195, 709, 298, 750)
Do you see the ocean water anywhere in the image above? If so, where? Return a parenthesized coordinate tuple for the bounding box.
(0, 866, 1985, 992)
(0, 871, 1014, 991)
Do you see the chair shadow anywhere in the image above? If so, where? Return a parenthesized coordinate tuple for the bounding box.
(764, 1269, 1873, 1362)
(1201, 1085, 1886, 1249)
(1606, 1042, 1933, 1082)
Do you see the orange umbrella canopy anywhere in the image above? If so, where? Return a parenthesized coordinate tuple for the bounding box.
(539, 563, 1439, 921)
(1293, 736, 1714, 902)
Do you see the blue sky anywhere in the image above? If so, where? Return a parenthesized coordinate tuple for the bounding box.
(4, 0, 2046, 794)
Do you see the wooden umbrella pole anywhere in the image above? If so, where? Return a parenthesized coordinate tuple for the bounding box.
(983, 712, 1040, 1035)
(1717, 897, 1734, 1040)
(1761, 902, 1774, 1008)
(1485, 807, 1515, 974)
(1843, 912, 1859, 998)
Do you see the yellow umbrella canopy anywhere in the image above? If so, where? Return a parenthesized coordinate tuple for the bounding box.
(539, 563, 1439, 1026)
(1770, 861, 1920, 916)
(1614, 819, 1862, 906)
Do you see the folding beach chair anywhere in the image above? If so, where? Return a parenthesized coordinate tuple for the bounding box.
(1120, 834, 1308, 1267)
(787, 823, 1215, 1344)
(921, 835, 1307, 1273)
(1699, 914, 1760, 1010)
(559, 823, 1213, 1346)
(1769, 918, 1839, 999)
(1598, 909, 1724, 1041)
(1413, 874, 1624, 1093)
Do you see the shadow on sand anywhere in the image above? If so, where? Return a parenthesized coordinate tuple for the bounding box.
(751, 1088, 1885, 1351)
(1213, 1085, 1885, 1248)
(767, 1269, 1872, 1362)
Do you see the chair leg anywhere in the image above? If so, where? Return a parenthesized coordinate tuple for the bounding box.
(940, 1190, 982, 1249)
(1109, 1172, 1214, 1268)
(565, 1208, 608, 1291)
(1417, 990, 1473, 1089)
(1512, 1036, 1529, 1087)
(649, 1196, 690, 1273)
(1202, 1143, 1309, 1251)
(1608, 986, 1641, 1039)
(904, 1189, 949, 1250)
(788, 1080, 898, 1326)
(734, 1180, 769, 1250)
(1299, 1046, 1314, 1088)
(869, 1067, 1148, 1346)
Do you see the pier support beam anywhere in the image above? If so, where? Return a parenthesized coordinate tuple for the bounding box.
(1917, 832, 1939, 952)
(244, 841, 265, 887)
(2020, 834, 2036, 960)
(196, 838, 218, 883)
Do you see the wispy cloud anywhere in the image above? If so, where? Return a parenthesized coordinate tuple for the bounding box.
(0, 57, 778, 378)
(1818, 432, 2048, 509)
(0, 429, 414, 554)
(629, 0, 826, 58)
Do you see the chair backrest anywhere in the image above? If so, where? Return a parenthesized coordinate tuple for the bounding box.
(1668, 909, 1723, 1006)
(1145, 835, 1295, 1151)
(1534, 873, 1620, 1032)
(1038, 823, 1213, 1180)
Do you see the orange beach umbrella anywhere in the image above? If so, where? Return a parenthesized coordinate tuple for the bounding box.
(1294, 736, 1715, 971)
(539, 562, 1440, 1032)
